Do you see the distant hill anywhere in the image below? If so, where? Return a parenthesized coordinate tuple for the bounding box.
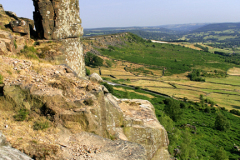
(83, 24, 210, 41)
(191, 22, 240, 33)
(181, 22, 240, 48)
(84, 22, 240, 45)
(160, 23, 209, 32)
(84, 27, 180, 41)
(84, 26, 176, 34)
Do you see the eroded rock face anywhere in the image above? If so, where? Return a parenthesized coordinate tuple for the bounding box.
(33, 0, 83, 40)
(32, 0, 85, 77)
(10, 20, 30, 35)
(57, 131, 147, 160)
(0, 30, 27, 55)
(61, 38, 85, 77)
(0, 4, 13, 27)
(0, 55, 171, 159)
(117, 98, 170, 159)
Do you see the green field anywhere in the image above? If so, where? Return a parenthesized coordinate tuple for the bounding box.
(97, 33, 235, 75)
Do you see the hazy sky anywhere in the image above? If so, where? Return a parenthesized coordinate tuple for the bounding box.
(1, 0, 240, 28)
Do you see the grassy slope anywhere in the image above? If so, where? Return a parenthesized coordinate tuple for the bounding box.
(98, 33, 235, 75)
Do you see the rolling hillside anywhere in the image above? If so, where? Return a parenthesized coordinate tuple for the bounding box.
(160, 23, 208, 32)
(84, 22, 240, 53)
(84, 27, 180, 41)
(191, 23, 240, 33)
(83, 33, 240, 160)
(82, 33, 240, 109)
(181, 22, 240, 50)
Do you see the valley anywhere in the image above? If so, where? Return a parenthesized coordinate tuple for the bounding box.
(84, 22, 240, 54)
(82, 32, 240, 159)
(83, 33, 240, 110)
(87, 59, 240, 110)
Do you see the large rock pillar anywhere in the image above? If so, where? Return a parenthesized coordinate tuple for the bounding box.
(33, 0, 85, 77)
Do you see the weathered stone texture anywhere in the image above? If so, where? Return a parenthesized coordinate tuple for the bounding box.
(0, 55, 171, 159)
(117, 98, 170, 160)
(0, 30, 27, 56)
(89, 73, 103, 83)
(61, 38, 85, 77)
(0, 5, 13, 27)
(10, 20, 30, 35)
(1, 82, 170, 159)
(32, 0, 85, 77)
(59, 132, 147, 160)
(33, 0, 83, 40)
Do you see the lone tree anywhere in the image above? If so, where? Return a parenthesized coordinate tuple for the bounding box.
(164, 98, 182, 121)
(85, 52, 103, 67)
(215, 113, 230, 131)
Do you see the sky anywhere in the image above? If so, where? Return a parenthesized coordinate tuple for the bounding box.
(1, 0, 240, 28)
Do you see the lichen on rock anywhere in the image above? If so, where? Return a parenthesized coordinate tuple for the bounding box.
(32, 0, 85, 77)
(33, 0, 83, 40)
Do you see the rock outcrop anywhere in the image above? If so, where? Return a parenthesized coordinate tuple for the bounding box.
(116, 98, 170, 159)
(0, 30, 28, 56)
(89, 73, 103, 83)
(0, 2, 85, 77)
(0, 55, 170, 159)
(57, 131, 147, 160)
(32, 0, 83, 40)
(0, 4, 33, 40)
(9, 20, 30, 35)
(32, 0, 85, 77)
(83, 33, 128, 55)
(0, 4, 33, 56)
(0, 132, 32, 160)
(0, 5, 12, 26)
(0, 2, 171, 159)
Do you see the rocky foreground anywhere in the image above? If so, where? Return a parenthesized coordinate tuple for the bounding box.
(0, 2, 170, 160)
(0, 131, 32, 160)
(0, 54, 170, 159)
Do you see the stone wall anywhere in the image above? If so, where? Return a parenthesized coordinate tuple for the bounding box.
(33, 0, 85, 77)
